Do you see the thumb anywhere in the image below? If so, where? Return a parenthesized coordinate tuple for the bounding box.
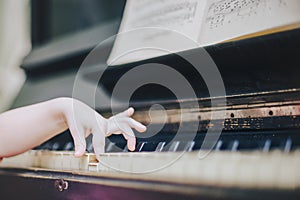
(116, 107, 135, 118)
(74, 136, 86, 157)
(92, 127, 105, 161)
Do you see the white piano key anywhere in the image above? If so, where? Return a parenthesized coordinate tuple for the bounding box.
(2, 150, 300, 190)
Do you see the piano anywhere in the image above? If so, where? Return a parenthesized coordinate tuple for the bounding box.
(1, 1, 300, 199)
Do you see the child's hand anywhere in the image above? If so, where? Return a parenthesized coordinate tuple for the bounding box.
(61, 98, 146, 158)
(106, 107, 147, 151)
(0, 97, 146, 159)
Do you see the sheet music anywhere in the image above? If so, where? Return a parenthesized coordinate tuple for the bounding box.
(108, 0, 300, 65)
(199, 0, 300, 45)
(107, 0, 206, 65)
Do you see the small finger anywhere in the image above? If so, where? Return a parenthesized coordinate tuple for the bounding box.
(128, 137, 136, 152)
(126, 118, 147, 133)
(121, 125, 135, 139)
(121, 126, 136, 151)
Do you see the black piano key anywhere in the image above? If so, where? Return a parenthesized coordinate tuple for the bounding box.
(41, 142, 52, 150)
(263, 139, 271, 152)
(218, 139, 231, 151)
(238, 140, 261, 151)
(270, 138, 284, 150)
(33, 129, 300, 153)
(142, 142, 159, 151)
(52, 142, 60, 151)
(174, 141, 195, 151)
(284, 138, 292, 153)
(63, 142, 74, 151)
(215, 140, 223, 151)
(133, 141, 158, 152)
(105, 142, 114, 152)
(105, 142, 124, 152)
(155, 142, 166, 152)
(85, 135, 93, 153)
(86, 142, 94, 153)
(123, 145, 129, 152)
(168, 141, 180, 152)
(230, 140, 239, 151)
(136, 142, 146, 152)
(184, 141, 195, 152)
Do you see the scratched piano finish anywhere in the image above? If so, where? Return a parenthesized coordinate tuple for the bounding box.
(3, 88, 300, 200)
(1, 96, 300, 199)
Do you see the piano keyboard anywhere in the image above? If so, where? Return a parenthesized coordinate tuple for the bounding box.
(1, 150, 300, 190)
(35, 129, 300, 153)
(2, 99, 300, 196)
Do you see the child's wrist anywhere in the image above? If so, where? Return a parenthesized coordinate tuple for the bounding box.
(48, 97, 72, 127)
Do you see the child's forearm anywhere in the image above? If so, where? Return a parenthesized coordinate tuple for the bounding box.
(0, 98, 69, 158)
(0, 97, 146, 159)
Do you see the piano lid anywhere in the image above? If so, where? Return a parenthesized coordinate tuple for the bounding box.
(81, 28, 300, 105)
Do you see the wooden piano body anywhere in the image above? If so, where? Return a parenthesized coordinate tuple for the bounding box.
(1, 1, 300, 199)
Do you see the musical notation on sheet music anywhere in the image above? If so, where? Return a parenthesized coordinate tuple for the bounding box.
(205, 0, 289, 30)
(129, 0, 199, 27)
(199, 0, 300, 45)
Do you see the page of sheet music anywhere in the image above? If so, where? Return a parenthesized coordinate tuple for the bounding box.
(199, 0, 300, 45)
(107, 0, 207, 65)
(108, 0, 300, 65)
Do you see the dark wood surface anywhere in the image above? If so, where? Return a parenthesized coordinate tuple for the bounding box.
(1, 168, 299, 200)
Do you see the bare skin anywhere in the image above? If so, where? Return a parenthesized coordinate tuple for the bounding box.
(0, 97, 146, 160)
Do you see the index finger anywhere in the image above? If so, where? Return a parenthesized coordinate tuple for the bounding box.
(125, 118, 147, 133)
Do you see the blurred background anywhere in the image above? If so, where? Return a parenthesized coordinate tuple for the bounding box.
(0, 0, 30, 111)
(0, 0, 126, 112)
